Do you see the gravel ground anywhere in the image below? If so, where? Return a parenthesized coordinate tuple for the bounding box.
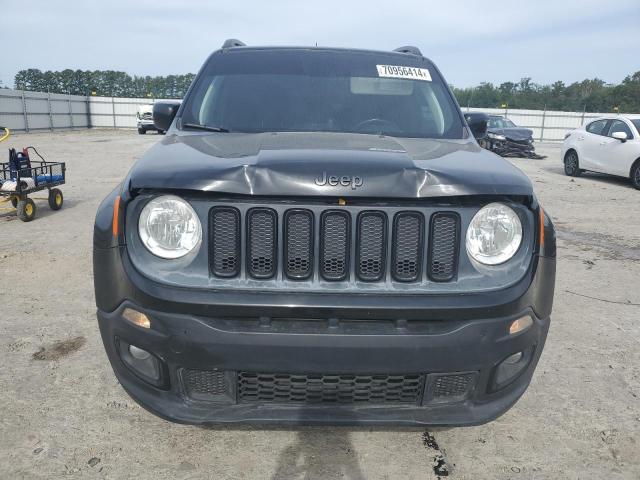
(0, 130, 638, 479)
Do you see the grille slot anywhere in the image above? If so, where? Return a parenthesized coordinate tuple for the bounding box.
(238, 372, 425, 404)
(392, 212, 423, 282)
(247, 208, 277, 279)
(356, 212, 386, 281)
(182, 369, 235, 403)
(320, 211, 350, 281)
(424, 372, 478, 404)
(428, 213, 460, 282)
(284, 210, 313, 279)
(209, 207, 241, 277)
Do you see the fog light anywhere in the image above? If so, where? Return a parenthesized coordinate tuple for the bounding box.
(491, 346, 534, 392)
(503, 351, 523, 364)
(509, 315, 533, 335)
(122, 308, 151, 329)
(129, 345, 151, 360)
(116, 338, 165, 388)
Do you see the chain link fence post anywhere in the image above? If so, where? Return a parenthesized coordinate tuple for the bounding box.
(580, 105, 586, 126)
(540, 104, 546, 142)
(47, 91, 54, 131)
(21, 90, 29, 132)
(68, 98, 74, 128)
(112, 97, 117, 129)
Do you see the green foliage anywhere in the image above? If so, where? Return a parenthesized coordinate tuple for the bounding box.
(13, 69, 195, 98)
(453, 72, 640, 113)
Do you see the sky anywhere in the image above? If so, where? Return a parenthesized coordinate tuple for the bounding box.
(1, 0, 639, 89)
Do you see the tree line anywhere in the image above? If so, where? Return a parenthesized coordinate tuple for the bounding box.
(12, 68, 640, 113)
(13, 69, 195, 99)
(452, 72, 640, 113)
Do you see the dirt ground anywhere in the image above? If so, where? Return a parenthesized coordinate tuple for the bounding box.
(0, 130, 638, 480)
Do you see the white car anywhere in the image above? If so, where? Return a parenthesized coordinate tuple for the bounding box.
(562, 115, 640, 190)
(136, 104, 163, 135)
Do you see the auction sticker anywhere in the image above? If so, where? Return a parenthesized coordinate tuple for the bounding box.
(376, 65, 432, 81)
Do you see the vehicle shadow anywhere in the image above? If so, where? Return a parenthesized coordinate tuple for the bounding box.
(544, 166, 635, 189)
(199, 423, 440, 479)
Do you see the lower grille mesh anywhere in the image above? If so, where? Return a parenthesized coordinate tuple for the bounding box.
(238, 372, 425, 404)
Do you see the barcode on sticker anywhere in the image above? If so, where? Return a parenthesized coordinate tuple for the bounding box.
(376, 65, 431, 81)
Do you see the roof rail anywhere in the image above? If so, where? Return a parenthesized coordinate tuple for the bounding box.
(222, 39, 246, 48)
(393, 46, 422, 56)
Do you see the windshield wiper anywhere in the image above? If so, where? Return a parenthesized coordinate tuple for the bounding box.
(182, 123, 230, 133)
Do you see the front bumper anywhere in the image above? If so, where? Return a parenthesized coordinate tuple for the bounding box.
(95, 246, 555, 426)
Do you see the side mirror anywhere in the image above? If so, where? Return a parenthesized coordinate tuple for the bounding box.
(153, 101, 181, 132)
(612, 131, 628, 142)
(464, 112, 489, 140)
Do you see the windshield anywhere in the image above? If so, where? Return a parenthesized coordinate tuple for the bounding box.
(488, 117, 516, 129)
(180, 49, 464, 139)
(632, 119, 640, 134)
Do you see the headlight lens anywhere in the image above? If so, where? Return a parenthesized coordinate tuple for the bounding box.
(138, 195, 201, 259)
(466, 203, 522, 265)
(488, 132, 506, 141)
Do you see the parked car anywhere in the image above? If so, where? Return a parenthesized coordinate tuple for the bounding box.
(136, 105, 160, 134)
(93, 40, 556, 426)
(562, 115, 640, 189)
(483, 115, 543, 159)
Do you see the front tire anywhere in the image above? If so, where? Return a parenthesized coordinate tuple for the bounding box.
(631, 162, 640, 190)
(138, 128, 146, 135)
(48, 188, 63, 210)
(564, 150, 582, 177)
(17, 197, 36, 222)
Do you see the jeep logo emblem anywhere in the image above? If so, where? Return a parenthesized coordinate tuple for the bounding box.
(314, 172, 363, 190)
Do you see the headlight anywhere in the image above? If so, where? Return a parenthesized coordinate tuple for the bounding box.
(465, 203, 522, 265)
(488, 132, 506, 141)
(138, 195, 202, 259)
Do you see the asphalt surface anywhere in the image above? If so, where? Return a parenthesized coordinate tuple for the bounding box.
(1, 130, 638, 479)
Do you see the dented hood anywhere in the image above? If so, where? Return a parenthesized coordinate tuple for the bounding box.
(127, 132, 533, 198)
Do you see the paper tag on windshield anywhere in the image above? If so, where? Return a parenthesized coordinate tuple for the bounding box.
(376, 65, 431, 81)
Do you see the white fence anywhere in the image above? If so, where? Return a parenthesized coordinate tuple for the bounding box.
(0, 88, 630, 142)
(0, 89, 171, 132)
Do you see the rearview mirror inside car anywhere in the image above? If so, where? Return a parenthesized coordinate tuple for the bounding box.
(612, 131, 628, 142)
(464, 112, 489, 140)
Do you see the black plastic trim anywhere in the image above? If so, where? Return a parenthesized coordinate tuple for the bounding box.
(246, 207, 278, 279)
(391, 211, 424, 282)
(356, 210, 387, 282)
(319, 210, 351, 281)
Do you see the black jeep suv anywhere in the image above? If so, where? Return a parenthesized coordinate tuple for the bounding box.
(93, 40, 556, 425)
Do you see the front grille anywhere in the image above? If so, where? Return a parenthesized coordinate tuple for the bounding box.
(284, 210, 313, 279)
(320, 211, 350, 281)
(356, 212, 386, 281)
(209, 207, 240, 277)
(392, 212, 423, 282)
(247, 208, 277, 278)
(238, 372, 425, 404)
(208, 205, 461, 284)
(428, 213, 459, 282)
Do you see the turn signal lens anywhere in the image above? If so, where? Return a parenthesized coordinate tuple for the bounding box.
(509, 315, 533, 335)
(122, 308, 151, 329)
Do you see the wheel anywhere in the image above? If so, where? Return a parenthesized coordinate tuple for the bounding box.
(157, 130, 166, 135)
(631, 161, 640, 190)
(138, 128, 146, 134)
(564, 150, 582, 177)
(10, 196, 18, 208)
(48, 188, 63, 210)
(17, 197, 36, 222)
